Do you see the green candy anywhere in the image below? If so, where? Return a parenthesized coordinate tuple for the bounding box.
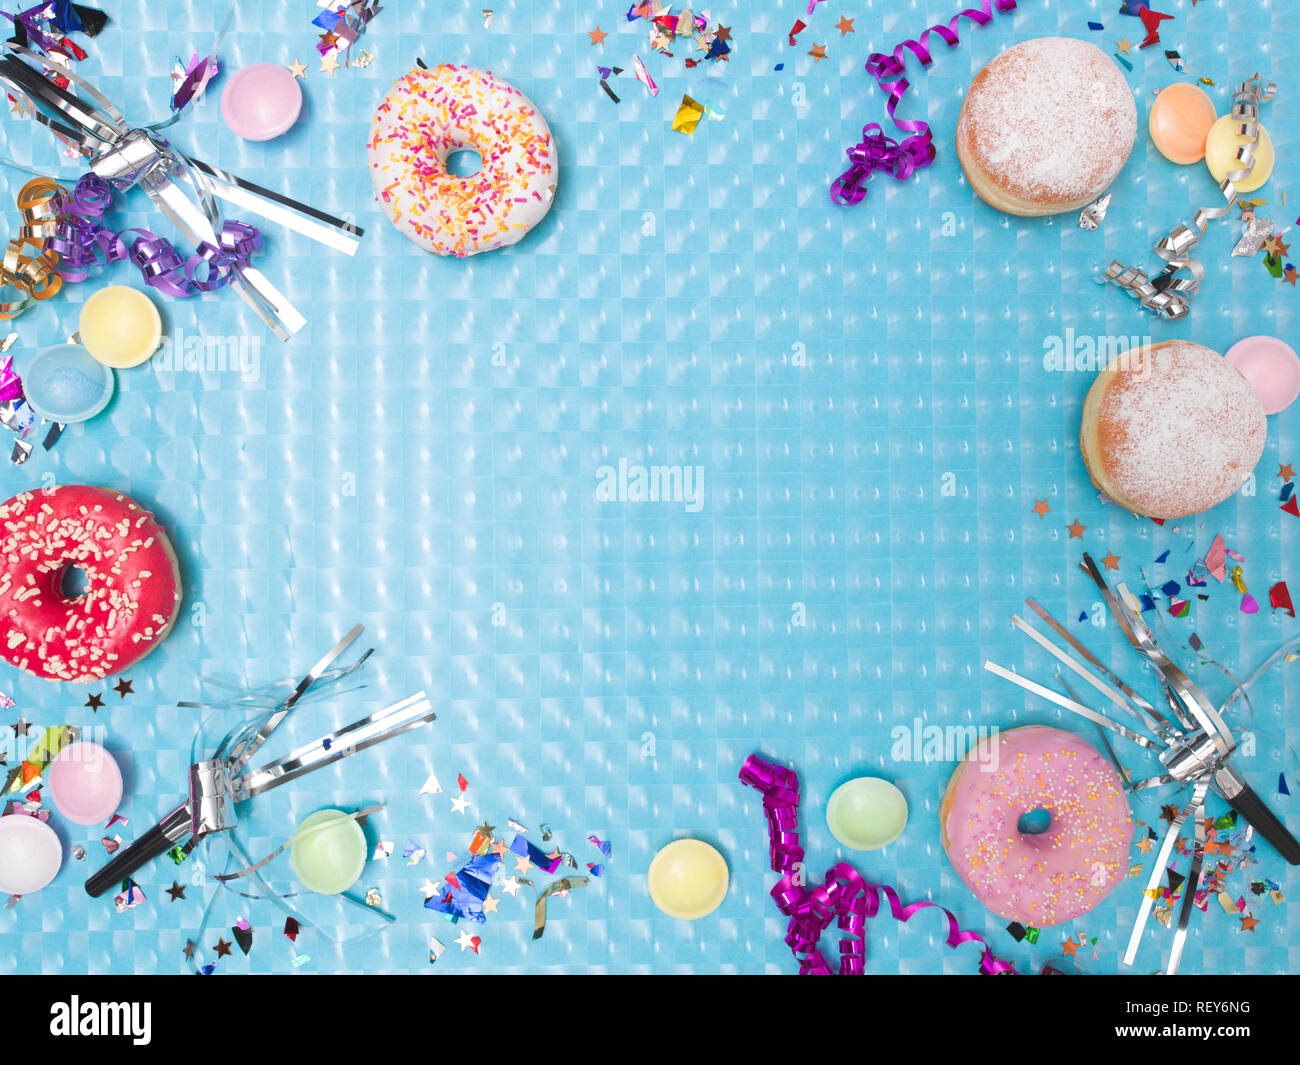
(289, 809, 367, 895)
(825, 777, 909, 851)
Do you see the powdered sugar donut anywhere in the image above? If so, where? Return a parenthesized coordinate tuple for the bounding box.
(0, 485, 182, 682)
(956, 37, 1136, 216)
(367, 64, 557, 257)
(940, 726, 1131, 926)
(1081, 340, 1266, 519)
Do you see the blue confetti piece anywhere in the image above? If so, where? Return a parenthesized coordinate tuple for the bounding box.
(1282, 482, 1295, 503)
(588, 863, 605, 877)
(1281, 773, 1291, 797)
(1155, 550, 1170, 564)
(1118, 1, 1147, 15)
(775, 62, 784, 71)
(1161, 580, 1180, 597)
(1078, 611, 1088, 622)
(1088, 20, 1104, 30)
(1139, 595, 1156, 612)
(199, 963, 215, 975)
(511, 833, 563, 873)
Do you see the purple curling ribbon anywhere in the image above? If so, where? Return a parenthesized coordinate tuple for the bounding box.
(830, 123, 934, 206)
(831, 0, 1020, 205)
(48, 173, 260, 297)
(739, 754, 1015, 975)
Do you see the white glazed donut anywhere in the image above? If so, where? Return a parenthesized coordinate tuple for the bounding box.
(367, 63, 558, 257)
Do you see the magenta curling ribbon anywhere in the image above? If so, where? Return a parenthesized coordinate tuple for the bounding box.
(48, 173, 260, 297)
(830, 0, 1020, 205)
(739, 754, 1015, 975)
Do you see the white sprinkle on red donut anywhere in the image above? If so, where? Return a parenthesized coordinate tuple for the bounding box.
(0, 485, 182, 683)
(367, 64, 557, 257)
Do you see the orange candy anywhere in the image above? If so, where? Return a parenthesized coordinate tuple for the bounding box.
(1148, 83, 1218, 165)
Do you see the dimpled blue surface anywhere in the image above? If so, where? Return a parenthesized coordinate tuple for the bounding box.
(1, 0, 1298, 975)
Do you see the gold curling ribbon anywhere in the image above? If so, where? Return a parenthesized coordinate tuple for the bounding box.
(0, 177, 66, 319)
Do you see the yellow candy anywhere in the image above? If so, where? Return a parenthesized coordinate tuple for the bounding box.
(1204, 114, 1275, 193)
(647, 838, 728, 919)
(78, 285, 162, 369)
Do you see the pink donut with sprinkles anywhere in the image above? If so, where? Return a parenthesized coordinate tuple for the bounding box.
(0, 485, 182, 682)
(939, 725, 1131, 926)
(367, 64, 557, 257)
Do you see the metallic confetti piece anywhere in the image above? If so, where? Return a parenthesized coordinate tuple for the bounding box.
(403, 840, 426, 866)
(374, 840, 393, 860)
(532, 876, 589, 940)
(1079, 193, 1111, 231)
(429, 936, 445, 962)
(283, 916, 299, 941)
(419, 770, 442, 796)
(587, 834, 613, 860)
(632, 54, 658, 95)
(1165, 50, 1183, 72)
(482, 9, 493, 29)
(1233, 213, 1276, 256)
(291, 954, 310, 967)
(507, 818, 528, 835)
(671, 94, 704, 135)
(232, 921, 253, 955)
(539, 822, 551, 842)
(1153, 904, 1172, 929)
(364, 887, 382, 908)
(72, 845, 85, 861)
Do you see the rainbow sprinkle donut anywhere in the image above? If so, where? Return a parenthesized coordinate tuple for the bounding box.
(367, 64, 557, 257)
(939, 725, 1132, 926)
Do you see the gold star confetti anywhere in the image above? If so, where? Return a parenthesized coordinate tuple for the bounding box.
(287, 58, 307, 79)
(320, 52, 340, 76)
(1115, 37, 1133, 55)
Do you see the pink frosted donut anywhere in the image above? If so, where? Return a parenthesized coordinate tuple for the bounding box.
(939, 725, 1131, 926)
(0, 485, 182, 682)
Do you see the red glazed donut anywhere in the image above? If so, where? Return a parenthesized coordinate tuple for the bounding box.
(0, 485, 182, 682)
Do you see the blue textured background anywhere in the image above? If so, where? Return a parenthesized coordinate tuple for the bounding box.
(1, 0, 1297, 974)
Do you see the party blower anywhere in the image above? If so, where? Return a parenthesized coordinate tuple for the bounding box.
(86, 625, 434, 897)
(984, 553, 1300, 974)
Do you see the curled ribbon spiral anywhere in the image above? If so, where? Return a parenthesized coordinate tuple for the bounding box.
(0, 177, 65, 318)
(1102, 74, 1276, 320)
(740, 754, 1015, 975)
(831, 0, 1021, 205)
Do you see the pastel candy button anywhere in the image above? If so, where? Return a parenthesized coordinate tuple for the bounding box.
(1205, 114, 1275, 192)
(825, 776, 909, 851)
(220, 62, 303, 141)
(79, 285, 163, 369)
(1226, 336, 1300, 415)
(1148, 83, 1217, 164)
(23, 343, 115, 423)
(46, 741, 123, 826)
(0, 814, 61, 894)
(290, 809, 367, 895)
(647, 838, 728, 919)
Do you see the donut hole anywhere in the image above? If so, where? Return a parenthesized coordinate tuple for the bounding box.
(1017, 808, 1053, 836)
(59, 564, 90, 600)
(445, 148, 483, 178)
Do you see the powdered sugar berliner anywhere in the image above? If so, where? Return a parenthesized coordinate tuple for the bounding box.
(0, 485, 182, 682)
(956, 37, 1136, 216)
(367, 64, 557, 257)
(1080, 340, 1267, 520)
